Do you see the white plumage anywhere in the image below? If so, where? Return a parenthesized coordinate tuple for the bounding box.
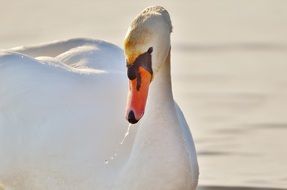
(0, 6, 198, 190)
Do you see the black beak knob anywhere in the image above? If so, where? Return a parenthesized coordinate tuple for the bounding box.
(128, 110, 138, 124)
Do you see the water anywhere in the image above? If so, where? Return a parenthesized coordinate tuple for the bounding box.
(120, 123, 133, 145)
(1, 0, 287, 189)
(105, 123, 133, 165)
(173, 49, 287, 188)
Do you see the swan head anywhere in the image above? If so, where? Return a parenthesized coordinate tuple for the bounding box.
(124, 6, 172, 124)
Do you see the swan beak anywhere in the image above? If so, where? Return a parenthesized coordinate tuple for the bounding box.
(126, 67, 152, 124)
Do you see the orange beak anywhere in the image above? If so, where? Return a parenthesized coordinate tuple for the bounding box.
(125, 67, 152, 124)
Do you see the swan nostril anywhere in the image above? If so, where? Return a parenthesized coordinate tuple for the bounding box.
(128, 110, 138, 124)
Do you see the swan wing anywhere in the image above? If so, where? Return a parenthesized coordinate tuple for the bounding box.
(0, 44, 127, 188)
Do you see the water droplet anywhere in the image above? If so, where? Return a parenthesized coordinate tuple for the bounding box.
(120, 123, 133, 144)
(104, 124, 134, 165)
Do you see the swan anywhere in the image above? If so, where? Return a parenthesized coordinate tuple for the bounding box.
(0, 6, 199, 190)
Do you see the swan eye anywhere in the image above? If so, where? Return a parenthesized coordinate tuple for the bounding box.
(126, 47, 153, 81)
(127, 65, 137, 80)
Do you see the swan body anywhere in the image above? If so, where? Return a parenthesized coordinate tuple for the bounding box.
(0, 39, 131, 189)
(0, 6, 199, 190)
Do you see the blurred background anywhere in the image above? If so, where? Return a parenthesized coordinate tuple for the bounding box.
(1, 0, 287, 189)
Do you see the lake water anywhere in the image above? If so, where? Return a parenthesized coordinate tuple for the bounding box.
(1, 0, 287, 189)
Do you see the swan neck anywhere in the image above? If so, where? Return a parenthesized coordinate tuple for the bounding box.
(115, 50, 191, 188)
(149, 50, 173, 108)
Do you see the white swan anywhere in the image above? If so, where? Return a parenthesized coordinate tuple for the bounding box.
(0, 6, 199, 190)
